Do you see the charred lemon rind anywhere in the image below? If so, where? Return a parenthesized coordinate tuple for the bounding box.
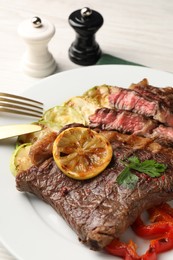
(53, 127, 113, 180)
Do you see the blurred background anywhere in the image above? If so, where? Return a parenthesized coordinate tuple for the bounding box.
(0, 0, 173, 89)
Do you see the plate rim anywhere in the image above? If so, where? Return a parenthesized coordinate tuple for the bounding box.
(1, 64, 173, 260)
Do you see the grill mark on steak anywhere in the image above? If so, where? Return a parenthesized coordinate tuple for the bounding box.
(89, 108, 158, 135)
(108, 85, 173, 127)
(89, 108, 173, 147)
(130, 78, 173, 109)
(151, 125, 173, 147)
(109, 88, 158, 117)
(16, 131, 173, 250)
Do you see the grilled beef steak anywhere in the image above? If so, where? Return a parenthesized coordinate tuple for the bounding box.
(108, 85, 173, 127)
(89, 107, 158, 135)
(89, 108, 173, 147)
(15, 81, 173, 252)
(151, 125, 173, 146)
(16, 130, 173, 250)
(130, 78, 173, 108)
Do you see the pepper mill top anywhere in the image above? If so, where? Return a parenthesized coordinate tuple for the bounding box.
(68, 7, 104, 66)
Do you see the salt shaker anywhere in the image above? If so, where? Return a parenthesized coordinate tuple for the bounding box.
(68, 7, 104, 66)
(18, 16, 57, 78)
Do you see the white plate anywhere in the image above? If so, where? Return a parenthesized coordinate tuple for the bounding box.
(1, 65, 173, 260)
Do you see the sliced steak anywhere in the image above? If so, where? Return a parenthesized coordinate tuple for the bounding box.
(151, 125, 173, 147)
(130, 78, 173, 108)
(16, 131, 173, 250)
(89, 108, 157, 135)
(108, 85, 173, 127)
(89, 108, 173, 147)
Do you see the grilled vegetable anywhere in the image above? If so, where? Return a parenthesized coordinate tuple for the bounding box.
(64, 96, 100, 124)
(83, 84, 115, 107)
(10, 143, 32, 176)
(17, 124, 48, 146)
(106, 203, 173, 260)
(39, 105, 85, 130)
(64, 85, 116, 124)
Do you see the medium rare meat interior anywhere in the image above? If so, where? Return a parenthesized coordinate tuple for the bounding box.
(89, 79, 173, 147)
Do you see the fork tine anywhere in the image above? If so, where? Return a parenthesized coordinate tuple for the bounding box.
(0, 97, 43, 110)
(0, 92, 43, 105)
(0, 107, 42, 118)
(0, 92, 44, 118)
(0, 102, 42, 114)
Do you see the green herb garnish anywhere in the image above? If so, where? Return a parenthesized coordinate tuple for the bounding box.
(117, 156, 167, 189)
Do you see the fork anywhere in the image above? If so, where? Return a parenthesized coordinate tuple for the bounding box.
(0, 92, 44, 118)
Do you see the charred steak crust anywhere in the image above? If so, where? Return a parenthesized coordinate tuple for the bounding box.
(108, 84, 173, 127)
(16, 131, 173, 250)
(89, 107, 158, 135)
(130, 78, 173, 109)
(88, 80, 173, 146)
(89, 108, 173, 147)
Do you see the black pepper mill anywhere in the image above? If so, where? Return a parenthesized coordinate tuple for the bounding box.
(68, 7, 104, 66)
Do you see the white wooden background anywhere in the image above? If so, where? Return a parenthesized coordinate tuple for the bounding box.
(0, 0, 173, 94)
(0, 0, 173, 259)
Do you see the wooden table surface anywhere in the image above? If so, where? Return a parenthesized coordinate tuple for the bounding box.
(0, 0, 173, 259)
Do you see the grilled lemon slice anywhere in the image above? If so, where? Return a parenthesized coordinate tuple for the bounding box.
(53, 127, 113, 180)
